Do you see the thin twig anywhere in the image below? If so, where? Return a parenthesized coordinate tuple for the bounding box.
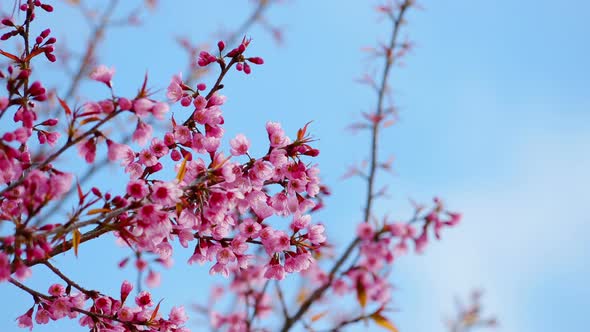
(279, 3, 412, 331)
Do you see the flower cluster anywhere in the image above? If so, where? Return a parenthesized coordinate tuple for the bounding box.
(0, 1, 466, 331)
(0, 2, 328, 330)
(16, 281, 188, 331)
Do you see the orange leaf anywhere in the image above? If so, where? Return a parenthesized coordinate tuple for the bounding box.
(296, 288, 308, 304)
(310, 311, 328, 322)
(72, 228, 81, 257)
(149, 299, 164, 323)
(356, 281, 367, 308)
(79, 117, 101, 125)
(176, 155, 189, 181)
(87, 208, 111, 215)
(58, 97, 72, 116)
(297, 121, 313, 141)
(370, 313, 399, 332)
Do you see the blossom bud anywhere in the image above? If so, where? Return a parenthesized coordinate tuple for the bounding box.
(248, 57, 264, 65)
(40, 28, 51, 38)
(41, 4, 54, 12)
(118, 97, 132, 110)
(120, 280, 133, 303)
(1, 19, 14, 27)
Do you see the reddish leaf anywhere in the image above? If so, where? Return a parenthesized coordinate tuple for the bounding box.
(149, 299, 164, 323)
(77, 180, 84, 204)
(79, 117, 101, 125)
(58, 97, 72, 116)
(0, 49, 20, 62)
(297, 121, 313, 141)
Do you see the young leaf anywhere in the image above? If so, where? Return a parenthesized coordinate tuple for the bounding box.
(310, 311, 328, 322)
(176, 155, 189, 182)
(370, 313, 399, 332)
(149, 299, 164, 323)
(72, 229, 81, 257)
(0, 49, 20, 62)
(77, 180, 84, 204)
(356, 281, 367, 308)
(86, 208, 111, 215)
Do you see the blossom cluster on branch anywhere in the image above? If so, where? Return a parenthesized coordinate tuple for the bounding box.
(0, 1, 470, 331)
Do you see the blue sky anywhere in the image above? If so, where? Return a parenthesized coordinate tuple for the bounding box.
(1, 0, 589, 331)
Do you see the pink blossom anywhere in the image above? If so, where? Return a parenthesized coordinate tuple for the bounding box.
(174, 125, 191, 144)
(216, 248, 236, 265)
(98, 99, 115, 113)
(357, 223, 374, 240)
(151, 181, 182, 206)
(0, 96, 8, 111)
(95, 296, 113, 313)
(48, 283, 65, 296)
(308, 224, 326, 244)
(107, 141, 135, 166)
(239, 219, 261, 238)
(230, 134, 250, 156)
(34, 309, 50, 324)
(169, 306, 189, 325)
(167, 73, 184, 102)
(118, 307, 134, 322)
(135, 291, 153, 307)
(132, 121, 153, 146)
(150, 138, 169, 158)
(146, 270, 161, 288)
(266, 121, 288, 147)
(209, 262, 229, 277)
(139, 149, 158, 167)
(133, 98, 154, 117)
(16, 310, 33, 330)
(120, 280, 133, 303)
(0, 253, 10, 281)
(90, 65, 115, 87)
(126, 179, 148, 199)
(264, 263, 285, 280)
(414, 231, 428, 254)
(152, 102, 169, 119)
(193, 95, 207, 110)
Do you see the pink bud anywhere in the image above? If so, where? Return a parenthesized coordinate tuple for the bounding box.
(120, 280, 133, 303)
(170, 149, 182, 161)
(1, 19, 14, 27)
(197, 83, 206, 91)
(118, 97, 132, 110)
(180, 96, 192, 107)
(217, 40, 225, 51)
(41, 4, 53, 12)
(45, 52, 56, 62)
(248, 57, 264, 65)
